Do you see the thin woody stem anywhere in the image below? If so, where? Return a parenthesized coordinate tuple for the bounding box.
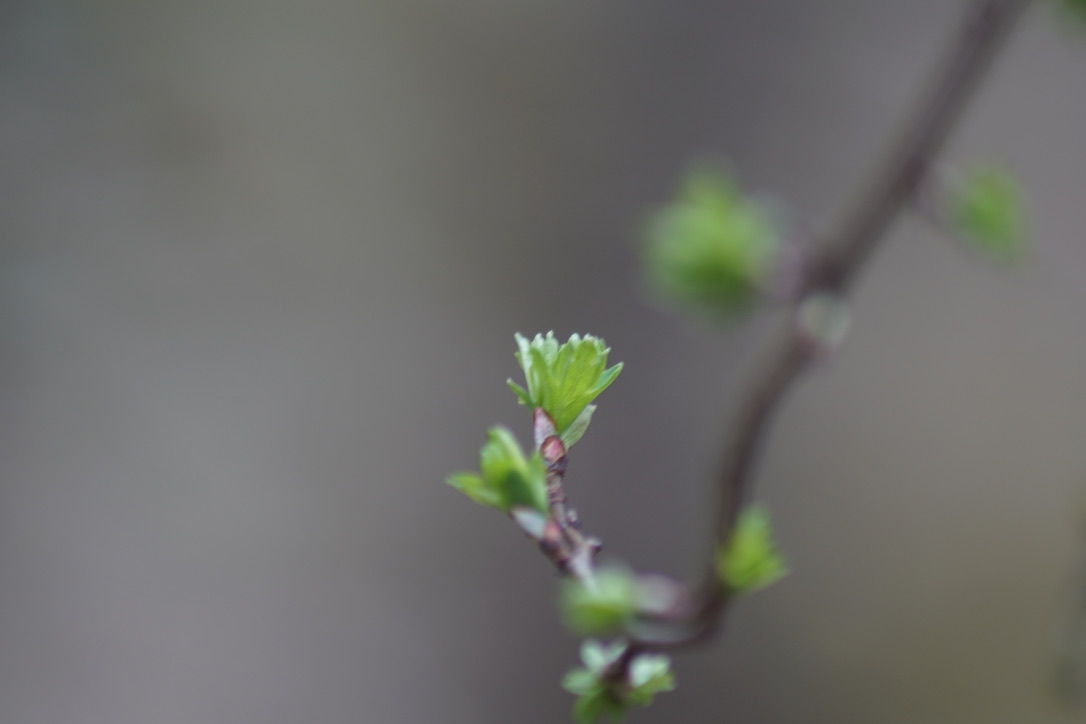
(534, 408, 601, 584)
(816, 0, 1033, 294)
(691, 0, 1034, 643)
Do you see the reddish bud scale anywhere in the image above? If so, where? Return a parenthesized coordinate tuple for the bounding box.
(534, 408, 558, 449)
(541, 435, 567, 467)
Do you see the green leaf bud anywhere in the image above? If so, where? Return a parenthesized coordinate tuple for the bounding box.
(715, 505, 788, 595)
(947, 163, 1026, 261)
(507, 332, 623, 444)
(445, 427, 548, 515)
(644, 164, 782, 318)
(625, 654, 676, 705)
(571, 685, 627, 724)
(562, 641, 676, 723)
(560, 567, 639, 636)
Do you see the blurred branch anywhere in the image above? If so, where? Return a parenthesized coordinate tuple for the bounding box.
(675, 0, 1033, 649)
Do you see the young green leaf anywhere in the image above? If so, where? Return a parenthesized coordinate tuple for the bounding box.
(715, 506, 788, 595)
(571, 686, 627, 724)
(562, 641, 676, 724)
(625, 654, 676, 706)
(445, 427, 548, 515)
(948, 163, 1026, 261)
(444, 472, 503, 510)
(560, 404, 597, 449)
(579, 639, 625, 672)
(507, 332, 623, 444)
(644, 164, 782, 318)
(560, 567, 639, 636)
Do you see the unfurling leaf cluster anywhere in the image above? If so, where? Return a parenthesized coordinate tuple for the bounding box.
(446, 427, 547, 515)
(563, 641, 675, 724)
(507, 332, 623, 448)
(947, 162, 1026, 261)
(560, 567, 639, 636)
(644, 165, 782, 318)
(448, 332, 622, 518)
(715, 506, 788, 595)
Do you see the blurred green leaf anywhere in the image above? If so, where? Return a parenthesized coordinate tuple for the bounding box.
(444, 472, 502, 510)
(571, 686, 627, 724)
(644, 165, 781, 318)
(507, 332, 623, 444)
(560, 568, 639, 636)
(715, 506, 788, 595)
(445, 427, 548, 514)
(580, 639, 625, 673)
(625, 654, 676, 705)
(562, 667, 599, 695)
(1060, 0, 1086, 25)
(563, 642, 676, 724)
(948, 163, 1026, 261)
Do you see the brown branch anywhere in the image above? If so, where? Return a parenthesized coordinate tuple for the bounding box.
(816, 0, 1033, 294)
(533, 408, 601, 584)
(684, 0, 1035, 645)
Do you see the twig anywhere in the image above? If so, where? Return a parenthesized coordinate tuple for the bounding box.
(687, 0, 1035, 644)
(534, 408, 601, 585)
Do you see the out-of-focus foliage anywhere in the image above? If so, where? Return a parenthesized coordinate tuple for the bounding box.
(1061, 0, 1086, 24)
(507, 332, 623, 448)
(644, 165, 782, 318)
(560, 567, 639, 636)
(716, 506, 788, 595)
(445, 427, 548, 514)
(562, 640, 676, 724)
(948, 163, 1026, 261)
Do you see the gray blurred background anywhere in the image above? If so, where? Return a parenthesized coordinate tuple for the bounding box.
(3, 1, 1086, 722)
